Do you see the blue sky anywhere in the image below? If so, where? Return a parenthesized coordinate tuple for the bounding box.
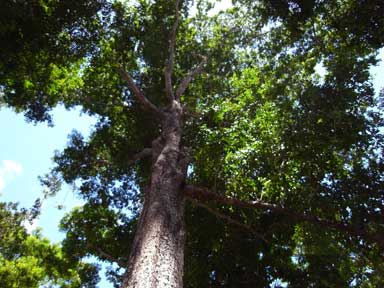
(0, 106, 112, 287)
(0, 106, 115, 287)
(0, 106, 94, 241)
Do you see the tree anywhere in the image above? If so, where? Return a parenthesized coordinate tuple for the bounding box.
(0, 201, 99, 287)
(1, 0, 384, 287)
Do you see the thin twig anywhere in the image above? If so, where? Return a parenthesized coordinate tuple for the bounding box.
(190, 198, 268, 242)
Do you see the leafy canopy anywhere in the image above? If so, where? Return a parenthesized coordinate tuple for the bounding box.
(1, 0, 384, 287)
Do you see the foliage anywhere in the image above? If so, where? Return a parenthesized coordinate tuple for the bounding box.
(1, 0, 384, 286)
(0, 201, 99, 287)
(0, 0, 110, 123)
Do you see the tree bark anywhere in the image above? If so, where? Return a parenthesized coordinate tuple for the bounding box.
(122, 101, 187, 288)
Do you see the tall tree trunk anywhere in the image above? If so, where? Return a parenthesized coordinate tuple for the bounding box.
(123, 101, 187, 288)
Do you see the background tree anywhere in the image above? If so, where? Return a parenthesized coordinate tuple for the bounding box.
(0, 201, 99, 287)
(1, 0, 384, 287)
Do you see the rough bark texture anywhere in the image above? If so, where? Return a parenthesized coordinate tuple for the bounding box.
(122, 101, 187, 288)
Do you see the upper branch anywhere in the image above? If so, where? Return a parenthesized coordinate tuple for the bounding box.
(175, 54, 207, 100)
(164, 0, 181, 101)
(183, 185, 382, 245)
(118, 68, 162, 114)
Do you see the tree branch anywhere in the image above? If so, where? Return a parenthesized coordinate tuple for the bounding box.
(87, 243, 127, 267)
(117, 68, 162, 114)
(183, 185, 382, 245)
(175, 54, 207, 99)
(164, 0, 181, 101)
(189, 198, 268, 242)
(127, 148, 152, 166)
